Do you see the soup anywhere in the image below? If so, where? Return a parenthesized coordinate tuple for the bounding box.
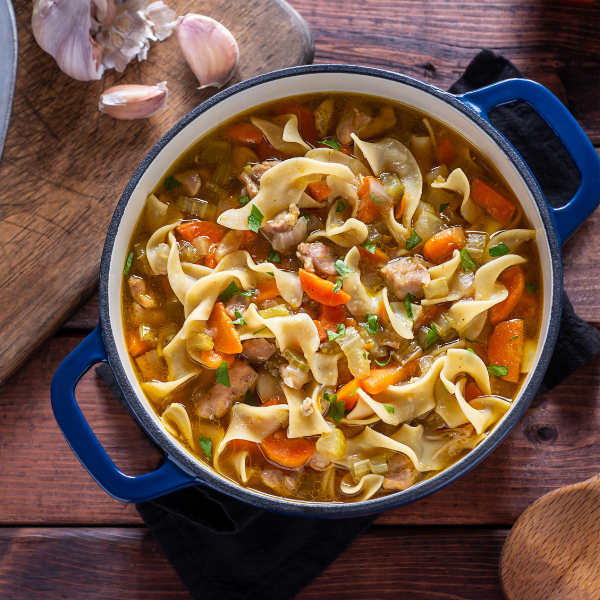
(121, 93, 541, 503)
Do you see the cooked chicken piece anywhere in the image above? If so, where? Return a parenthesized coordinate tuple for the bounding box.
(239, 170, 259, 198)
(314, 99, 334, 137)
(197, 361, 258, 419)
(128, 275, 155, 308)
(177, 170, 201, 196)
(251, 160, 279, 181)
(381, 257, 431, 299)
(382, 454, 418, 491)
(359, 105, 397, 140)
(284, 474, 297, 491)
(261, 204, 308, 252)
(300, 397, 314, 417)
(215, 229, 242, 262)
(309, 451, 332, 471)
(242, 338, 276, 363)
(261, 468, 284, 489)
(296, 242, 337, 276)
(279, 363, 311, 390)
(336, 108, 372, 145)
(225, 294, 251, 320)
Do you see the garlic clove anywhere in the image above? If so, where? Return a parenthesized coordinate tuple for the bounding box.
(176, 14, 239, 90)
(99, 82, 168, 120)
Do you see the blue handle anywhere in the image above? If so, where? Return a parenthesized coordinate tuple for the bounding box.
(51, 325, 198, 502)
(458, 78, 600, 246)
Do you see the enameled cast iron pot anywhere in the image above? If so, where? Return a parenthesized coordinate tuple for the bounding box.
(51, 65, 600, 517)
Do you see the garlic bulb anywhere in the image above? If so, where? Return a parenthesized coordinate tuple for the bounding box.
(177, 14, 239, 89)
(99, 82, 168, 119)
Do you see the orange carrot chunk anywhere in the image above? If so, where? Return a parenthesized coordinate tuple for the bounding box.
(335, 378, 364, 411)
(471, 178, 516, 225)
(255, 280, 280, 302)
(227, 122, 264, 145)
(395, 193, 407, 220)
(422, 226, 466, 263)
(357, 245, 389, 265)
(487, 319, 524, 384)
(434, 138, 456, 166)
(260, 429, 314, 469)
(490, 265, 525, 325)
(357, 177, 393, 223)
(205, 247, 217, 269)
(127, 331, 152, 358)
(362, 361, 418, 395)
(511, 286, 539, 320)
(299, 269, 351, 306)
(177, 220, 226, 244)
(207, 302, 243, 354)
(199, 349, 236, 369)
(464, 382, 483, 401)
(307, 182, 332, 202)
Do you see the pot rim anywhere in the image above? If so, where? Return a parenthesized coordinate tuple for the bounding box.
(99, 64, 562, 517)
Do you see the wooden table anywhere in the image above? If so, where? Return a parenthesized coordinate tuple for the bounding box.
(1, 1, 599, 598)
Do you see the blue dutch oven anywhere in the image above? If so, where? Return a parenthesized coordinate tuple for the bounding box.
(51, 66, 600, 517)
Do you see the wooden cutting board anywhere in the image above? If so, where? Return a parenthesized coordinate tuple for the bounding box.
(0, 0, 313, 387)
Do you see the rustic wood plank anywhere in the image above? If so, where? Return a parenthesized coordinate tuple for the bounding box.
(0, 526, 508, 599)
(1, 333, 599, 526)
(0, 0, 313, 389)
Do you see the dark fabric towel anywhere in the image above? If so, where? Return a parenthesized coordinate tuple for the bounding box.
(96, 49, 600, 600)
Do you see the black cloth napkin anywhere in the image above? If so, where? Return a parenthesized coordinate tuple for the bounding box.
(97, 50, 600, 600)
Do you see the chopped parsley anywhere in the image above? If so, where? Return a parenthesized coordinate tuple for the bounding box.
(426, 323, 438, 348)
(509, 335, 519, 341)
(216, 362, 230, 387)
(252, 327, 267, 335)
(460, 248, 478, 273)
(439, 203, 450, 214)
(488, 365, 509, 378)
(361, 239, 377, 254)
(488, 242, 510, 257)
(525, 283, 539, 295)
(318, 139, 341, 151)
(406, 230, 422, 251)
(248, 204, 264, 232)
(199, 435, 212, 459)
(243, 389, 259, 406)
(123, 251, 134, 276)
(467, 347, 475, 354)
(442, 382, 449, 393)
(348, 388, 358, 397)
(465, 337, 476, 343)
(268, 251, 281, 264)
(364, 313, 379, 335)
(375, 355, 392, 367)
(332, 278, 343, 293)
(163, 175, 182, 191)
(404, 293, 415, 322)
(238, 194, 251, 206)
(383, 404, 395, 414)
(299, 208, 311, 221)
(232, 309, 246, 326)
(328, 395, 345, 424)
(336, 200, 346, 213)
(334, 260, 353, 278)
(266, 271, 274, 276)
(220, 280, 257, 302)
(327, 323, 346, 343)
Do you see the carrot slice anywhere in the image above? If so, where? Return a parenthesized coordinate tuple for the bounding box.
(362, 361, 418, 395)
(177, 220, 226, 244)
(335, 378, 364, 411)
(357, 245, 389, 265)
(471, 178, 516, 225)
(231, 439, 259, 452)
(274, 102, 318, 145)
(207, 302, 243, 354)
(307, 182, 332, 202)
(299, 269, 351, 306)
(260, 429, 314, 469)
(199, 349, 236, 369)
(464, 382, 483, 401)
(422, 226, 466, 263)
(395, 193, 407, 220)
(487, 319, 524, 383)
(205, 247, 217, 269)
(490, 265, 525, 325)
(262, 397, 281, 407)
(127, 331, 151, 358)
(314, 304, 348, 341)
(511, 286, 539, 320)
(434, 138, 455, 165)
(338, 144, 353, 156)
(255, 280, 280, 302)
(228, 122, 263, 145)
(357, 177, 392, 223)
(378, 300, 389, 325)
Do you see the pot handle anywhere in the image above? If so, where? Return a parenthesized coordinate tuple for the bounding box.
(458, 78, 600, 246)
(51, 325, 198, 502)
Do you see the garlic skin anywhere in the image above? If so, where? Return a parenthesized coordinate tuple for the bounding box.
(177, 15, 239, 89)
(99, 82, 168, 120)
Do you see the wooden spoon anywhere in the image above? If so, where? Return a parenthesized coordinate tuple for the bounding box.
(499, 474, 600, 600)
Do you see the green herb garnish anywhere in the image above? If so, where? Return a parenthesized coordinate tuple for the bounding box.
(266, 272, 274, 276)
(163, 175, 182, 191)
(334, 260, 353, 278)
(299, 208, 311, 221)
(326, 323, 346, 343)
(268, 251, 281, 264)
(442, 383, 449, 393)
(404, 293, 415, 322)
(361, 239, 377, 254)
(248, 204, 264, 233)
(467, 347, 475, 354)
(439, 203, 449, 214)
(243, 389, 259, 406)
(375, 355, 392, 367)
(465, 337, 475, 343)
(329, 397, 345, 423)
(488, 242, 510, 257)
(488, 365, 509, 378)
(336, 200, 346, 214)
(318, 139, 341, 151)
(460, 248, 478, 273)
(383, 404, 395, 414)
(364, 313, 379, 335)
(426, 323, 438, 348)
(509, 335, 519, 341)
(220, 280, 240, 302)
(216, 362, 230, 387)
(348, 388, 358, 397)
(525, 283, 539, 295)
(232, 309, 246, 326)
(238, 194, 251, 207)
(252, 327, 267, 335)
(332, 278, 343, 293)
(123, 251, 134, 276)
(199, 435, 212, 459)
(406, 230, 422, 251)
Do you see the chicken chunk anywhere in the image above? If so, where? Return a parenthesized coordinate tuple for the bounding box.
(279, 363, 311, 390)
(251, 161, 279, 181)
(197, 361, 258, 419)
(381, 257, 431, 299)
(309, 452, 332, 471)
(296, 242, 337, 276)
(242, 338, 276, 363)
(225, 294, 251, 320)
(238, 161, 280, 199)
(239, 170, 259, 198)
(336, 108, 372, 145)
(261, 468, 284, 489)
(382, 454, 418, 491)
(314, 99, 334, 137)
(261, 204, 308, 252)
(215, 229, 242, 262)
(128, 275, 155, 308)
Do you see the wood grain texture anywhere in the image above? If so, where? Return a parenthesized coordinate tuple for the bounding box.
(0, 526, 508, 600)
(0, 0, 313, 388)
(500, 475, 600, 600)
(1, 334, 599, 526)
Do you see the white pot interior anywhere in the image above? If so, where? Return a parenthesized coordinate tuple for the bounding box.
(107, 71, 554, 485)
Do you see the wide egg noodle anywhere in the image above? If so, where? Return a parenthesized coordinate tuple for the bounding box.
(422, 249, 472, 306)
(161, 402, 195, 450)
(484, 229, 536, 263)
(284, 383, 331, 439)
(217, 158, 356, 230)
(281, 114, 311, 151)
(142, 373, 198, 403)
(454, 378, 511, 435)
(340, 246, 381, 317)
(434, 377, 470, 428)
(431, 168, 482, 223)
(146, 222, 180, 275)
(339, 472, 384, 502)
(440, 349, 491, 396)
(167, 232, 197, 304)
(306, 203, 368, 248)
(305, 147, 371, 176)
(326, 175, 360, 212)
(250, 116, 307, 155)
(163, 329, 202, 380)
(381, 287, 421, 340)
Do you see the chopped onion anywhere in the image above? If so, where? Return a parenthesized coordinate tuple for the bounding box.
(139, 324, 156, 343)
(466, 231, 488, 260)
(394, 341, 422, 365)
(337, 327, 364, 354)
(259, 305, 290, 319)
(256, 369, 283, 402)
(380, 172, 405, 201)
(423, 277, 449, 300)
(453, 271, 475, 298)
(186, 332, 214, 352)
(521, 339, 537, 373)
(192, 237, 210, 256)
(413, 210, 444, 242)
(431, 311, 456, 341)
(316, 427, 347, 459)
(426, 164, 449, 185)
(348, 347, 370, 379)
